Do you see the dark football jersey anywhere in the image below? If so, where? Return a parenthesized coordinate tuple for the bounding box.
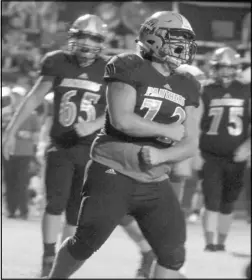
(200, 80, 250, 158)
(91, 52, 201, 182)
(40, 50, 109, 148)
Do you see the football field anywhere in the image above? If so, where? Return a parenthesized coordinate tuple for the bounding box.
(1, 215, 251, 279)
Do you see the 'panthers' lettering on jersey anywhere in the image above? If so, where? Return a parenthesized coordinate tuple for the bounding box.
(40, 50, 109, 148)
(200, 80, 250, 158)
(91, 52, 201, 182)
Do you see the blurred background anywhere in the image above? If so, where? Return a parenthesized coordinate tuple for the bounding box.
(1, 1, 251, 214)
(1, 1, 251, 83)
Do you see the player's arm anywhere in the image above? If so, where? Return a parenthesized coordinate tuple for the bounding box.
(74, 113, 106, 137)
(158, 105, 199, 163)
(234, 97, 251, 162)
(38, 116, 53, 148)
(4, 75, 54, 138)
(36, 116, 53, 164)
(4, 52, 60, 140)
(89, 114, 106, 131)
(107, 81, 183, 141)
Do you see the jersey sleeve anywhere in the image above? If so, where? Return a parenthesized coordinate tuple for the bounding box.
(103, 53, 142, 88)
(39, 50, 64, 77)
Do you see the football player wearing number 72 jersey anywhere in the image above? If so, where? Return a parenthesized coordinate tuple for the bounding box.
(3, 14, 110, 277)
(48, 11, 201, 279)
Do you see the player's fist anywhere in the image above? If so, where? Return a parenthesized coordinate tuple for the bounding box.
(74, 117, 95, 137)
(140, 146, 163, 166)
(3, 132, 16, 160)
(164, 123, 185, 142)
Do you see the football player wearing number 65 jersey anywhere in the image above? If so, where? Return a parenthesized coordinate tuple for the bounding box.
(198, 47, 251, 252)
(49, 11, 201, 279)
(3, 14, 109, 277)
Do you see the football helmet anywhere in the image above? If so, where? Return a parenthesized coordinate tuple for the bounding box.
(136, 11, 197, 69)
(68, 14, 108, 66)
(209, 46, 241, 86)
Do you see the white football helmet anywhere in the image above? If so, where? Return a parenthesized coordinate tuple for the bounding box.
(68, 14, 108, 66)
(136, 11, 197, 69)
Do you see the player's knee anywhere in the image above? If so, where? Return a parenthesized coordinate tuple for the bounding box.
(157, 244, 186, 271)
(67, 234, 95, 261)
(67, 224, 107, 260)
(204, 198, 220, 212)
(219, 202, 234, 214)
(45, 200, 66, 215)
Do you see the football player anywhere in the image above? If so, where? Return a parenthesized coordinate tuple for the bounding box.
(3, 14, 109, 277)
(198, 47, 251, 252)
(48, 11, 200, 279)
(119, 64, 206, 278)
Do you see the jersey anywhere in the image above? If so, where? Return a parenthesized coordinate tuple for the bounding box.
(199, 80, 250, 158)
(91, 53, 201, 182)
(40, 50, 109, 148)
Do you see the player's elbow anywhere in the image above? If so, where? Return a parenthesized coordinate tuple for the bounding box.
(110, 113, 132, 133)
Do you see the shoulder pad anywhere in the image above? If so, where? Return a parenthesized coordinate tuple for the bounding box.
(108, 52, 144, 71)
(43, 50, 66, 61)
(104, 52, 143, 87)
(40, 50, 67, 77)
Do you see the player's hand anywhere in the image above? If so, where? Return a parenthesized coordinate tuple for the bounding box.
(3, 131, 16, 160)
(140, 146, 164, 166)
(74, 117, 95, 137)
(233, 142, 251, 162)
(163, 123, 185, 142)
